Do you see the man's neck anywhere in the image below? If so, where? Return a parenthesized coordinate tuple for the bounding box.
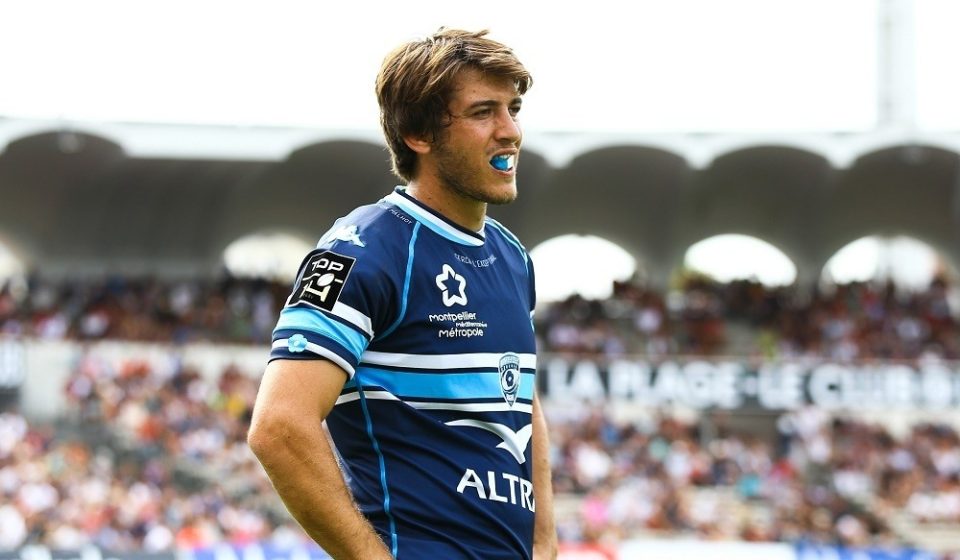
(405, 181, 486, 232)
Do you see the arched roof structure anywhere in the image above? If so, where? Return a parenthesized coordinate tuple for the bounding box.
(2, 125, 959, 287)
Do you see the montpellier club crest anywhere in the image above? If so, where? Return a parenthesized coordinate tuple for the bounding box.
(499, 352, 521, 407)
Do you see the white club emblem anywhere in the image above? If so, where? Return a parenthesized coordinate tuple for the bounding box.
(499, 353, 521, 407)
(435, 264, 467, 307)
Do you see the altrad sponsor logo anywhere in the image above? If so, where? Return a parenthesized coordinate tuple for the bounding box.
(456, 468, 536, 513)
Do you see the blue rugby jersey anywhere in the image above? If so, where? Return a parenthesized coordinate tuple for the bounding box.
(270, 187, 538, 559)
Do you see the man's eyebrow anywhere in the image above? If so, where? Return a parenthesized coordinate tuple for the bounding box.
(465, 97, 523, 110)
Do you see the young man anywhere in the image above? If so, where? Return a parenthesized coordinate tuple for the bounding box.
(247, 28, 557, 559)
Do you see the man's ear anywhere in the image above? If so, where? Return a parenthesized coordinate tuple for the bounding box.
(403, 133, 432, 155)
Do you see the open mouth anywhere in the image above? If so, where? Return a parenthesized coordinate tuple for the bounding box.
(490, 154, 515, 172)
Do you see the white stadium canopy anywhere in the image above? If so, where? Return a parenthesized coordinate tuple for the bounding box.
(2, 0, 960, 296)
(2, 0, 960, 168)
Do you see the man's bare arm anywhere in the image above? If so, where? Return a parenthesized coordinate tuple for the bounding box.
(531, 392, 558, 559)
(247, 359, 392, 560)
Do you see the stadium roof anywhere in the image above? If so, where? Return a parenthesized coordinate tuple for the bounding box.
(3, 0, 959, 167)
(2, 0, 959, 287)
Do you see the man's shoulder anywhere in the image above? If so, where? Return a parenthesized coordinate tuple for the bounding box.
(318, 198, 418, 254)
(483, 217, 530, 262)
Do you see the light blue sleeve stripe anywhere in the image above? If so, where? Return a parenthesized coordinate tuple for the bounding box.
(378, 222, 420, 340)
(355, 368, 535, 401)
(276, 308, 368, 362)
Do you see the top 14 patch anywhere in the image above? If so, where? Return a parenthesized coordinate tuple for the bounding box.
(287, 250, 356, 312)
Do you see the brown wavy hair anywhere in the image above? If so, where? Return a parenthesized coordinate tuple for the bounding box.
(375, 28, 533, 182)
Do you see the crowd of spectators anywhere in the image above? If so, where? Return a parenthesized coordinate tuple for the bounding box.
(4, 354, 960, 552)
(0, 356, 309, 551)
(1, 273, 957, 362)
(538, 275, 960, 362)
(2, 273, 960, 553)
(549, 404, 960, 549)
(0, 276, 284, 345)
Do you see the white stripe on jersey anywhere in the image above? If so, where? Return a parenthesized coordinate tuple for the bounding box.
(335, 391, 400, 405)
(273, 339, 356, 378)
(333, 301, 373, 337)
(410, 400, 533, 414)
(361, 351, 537, 371)
(335, 390, 533, 414)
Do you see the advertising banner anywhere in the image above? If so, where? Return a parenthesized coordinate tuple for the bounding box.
(558, 543, 618, 560)
(617, 538, 794, 560)
(794, 542, 938, 560)
(0, 542, 940, 560)
(542, 356, 960, 410)
(0, 547, 175, 560)
(187, 545, 331, 560)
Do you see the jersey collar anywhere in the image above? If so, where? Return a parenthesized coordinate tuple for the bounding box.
(383, 187, 486, 247)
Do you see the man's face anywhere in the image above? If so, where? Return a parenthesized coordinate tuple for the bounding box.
(431, 67, 523, 206)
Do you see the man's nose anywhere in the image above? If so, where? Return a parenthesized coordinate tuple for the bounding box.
(495, 109, 522, 144)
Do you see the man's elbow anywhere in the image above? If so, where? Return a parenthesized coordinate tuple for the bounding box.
(247, 407, 288, 461)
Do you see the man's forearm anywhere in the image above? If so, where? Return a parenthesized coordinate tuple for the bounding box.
(531, 394, 558, 559)
(250, 417, 392, 559)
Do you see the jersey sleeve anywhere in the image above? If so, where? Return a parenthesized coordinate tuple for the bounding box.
(269, 226, 402, 378)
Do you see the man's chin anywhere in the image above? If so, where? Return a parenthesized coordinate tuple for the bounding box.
(484, 183, 518, 206)
(486, 193, 517, 206)
(442, 175, 517, 206)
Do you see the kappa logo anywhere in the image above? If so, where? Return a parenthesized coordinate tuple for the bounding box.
(499, 353, 521, 407)
(435, 264, 468, 307)
(329, 225, 365, 247)
(445, 419, 533, 464)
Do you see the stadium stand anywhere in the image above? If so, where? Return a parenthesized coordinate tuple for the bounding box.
(1, 274, 960, 558)
(2, 274, 956, 362)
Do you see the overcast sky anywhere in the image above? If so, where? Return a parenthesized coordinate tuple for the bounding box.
(2, 0, 958, 133)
